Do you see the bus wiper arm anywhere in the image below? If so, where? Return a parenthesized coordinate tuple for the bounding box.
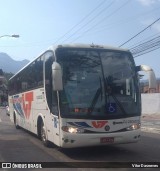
(88, 77, 102, 115)
(109, 93, 127, 115)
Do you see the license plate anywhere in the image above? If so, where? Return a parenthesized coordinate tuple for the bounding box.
(100, 137, 114, 143)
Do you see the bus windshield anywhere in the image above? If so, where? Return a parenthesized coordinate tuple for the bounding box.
(56, 48, 140, 119)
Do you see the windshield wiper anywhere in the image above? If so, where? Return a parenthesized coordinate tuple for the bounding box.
(105, 76, 127, 115)
(87, 77, 102, 115)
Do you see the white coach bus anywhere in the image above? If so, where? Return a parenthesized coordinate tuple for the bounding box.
(8, 44, 156, 148)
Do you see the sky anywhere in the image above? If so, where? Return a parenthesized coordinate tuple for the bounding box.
(0, 0, 160, 78)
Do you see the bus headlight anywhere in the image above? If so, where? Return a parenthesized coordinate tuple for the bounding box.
(126, 123, 141, 131)
(62, 126, 85, 133)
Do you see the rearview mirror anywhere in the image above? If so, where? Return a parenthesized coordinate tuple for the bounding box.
(52, 62, 63, 91)
(136, 65, 157, 89)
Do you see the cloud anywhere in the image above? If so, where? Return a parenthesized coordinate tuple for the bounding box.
(137, 0, 160, 6)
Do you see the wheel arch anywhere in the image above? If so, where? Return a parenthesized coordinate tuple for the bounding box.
(37, 114, 45, 138)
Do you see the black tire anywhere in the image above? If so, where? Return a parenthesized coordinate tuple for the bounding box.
(14, 114, 20, 129)
(40, 122, 50, 147)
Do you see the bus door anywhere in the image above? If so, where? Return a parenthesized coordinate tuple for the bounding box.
(47, 92, 60, 145)
(45, 109, 60, 146)
(52, 112, 60, 146)
(45, 79, 60, 145)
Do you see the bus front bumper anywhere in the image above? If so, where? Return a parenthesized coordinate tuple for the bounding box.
(60, 129, 141, 148)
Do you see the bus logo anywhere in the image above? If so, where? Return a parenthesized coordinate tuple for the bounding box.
(92, 121, 108, 128)
(22, 92, 33, 119)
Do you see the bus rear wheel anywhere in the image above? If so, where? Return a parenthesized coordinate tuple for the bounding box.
(40, 122, 50, 147)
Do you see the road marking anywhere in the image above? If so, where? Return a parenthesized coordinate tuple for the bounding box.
(0, 118, 1, 122)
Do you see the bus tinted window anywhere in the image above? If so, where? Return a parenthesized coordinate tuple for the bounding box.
(56, 48, 140, 119)
(45, 52, 54, 111)
(9, 55, 44, 95)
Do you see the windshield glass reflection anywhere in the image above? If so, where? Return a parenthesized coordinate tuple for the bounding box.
(56, 48, 140, 119)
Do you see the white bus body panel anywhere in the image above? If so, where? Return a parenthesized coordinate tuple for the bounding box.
(59, 116, 141, 148)
(9, 88, 60, 147)
(9, 87, 141, 148)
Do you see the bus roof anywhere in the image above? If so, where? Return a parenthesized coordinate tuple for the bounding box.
(48, 43, 129, 52)
(9, 43, 130, 80)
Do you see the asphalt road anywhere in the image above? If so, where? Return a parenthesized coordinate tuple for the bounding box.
(0, 107, 160, 171)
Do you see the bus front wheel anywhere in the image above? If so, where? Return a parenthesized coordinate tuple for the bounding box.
(40, 122, 50, 147)
(14, 114, 20, 129)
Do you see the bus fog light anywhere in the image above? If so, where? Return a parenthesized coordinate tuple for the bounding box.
(62, 126, 84, 133)
(126, 123, 141, 131)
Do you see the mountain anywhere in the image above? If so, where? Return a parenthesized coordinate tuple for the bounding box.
(0, 52, 29, 73)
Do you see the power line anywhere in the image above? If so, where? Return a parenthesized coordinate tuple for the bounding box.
(52, 0, 107, 45)
(132, 42, 160, 56)
(95, 6, 160, 34)
(70, 0, 130, 43)
(119, 17, 160, 47)
(130, 35, 160, 51)
(1, 1, 106, 48)
(71, 5, 160, 43)
(133, 46, 160, 58)
(61, 0, 115, 43)
(127, 32, 160, 49)
(130, 35, 160, 57)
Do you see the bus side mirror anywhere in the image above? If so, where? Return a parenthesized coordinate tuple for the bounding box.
(52, 62, 63, 91)
(136, 65, 157, 89)
(135, 65, 141, 72)
(136, 65, 153, 72)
